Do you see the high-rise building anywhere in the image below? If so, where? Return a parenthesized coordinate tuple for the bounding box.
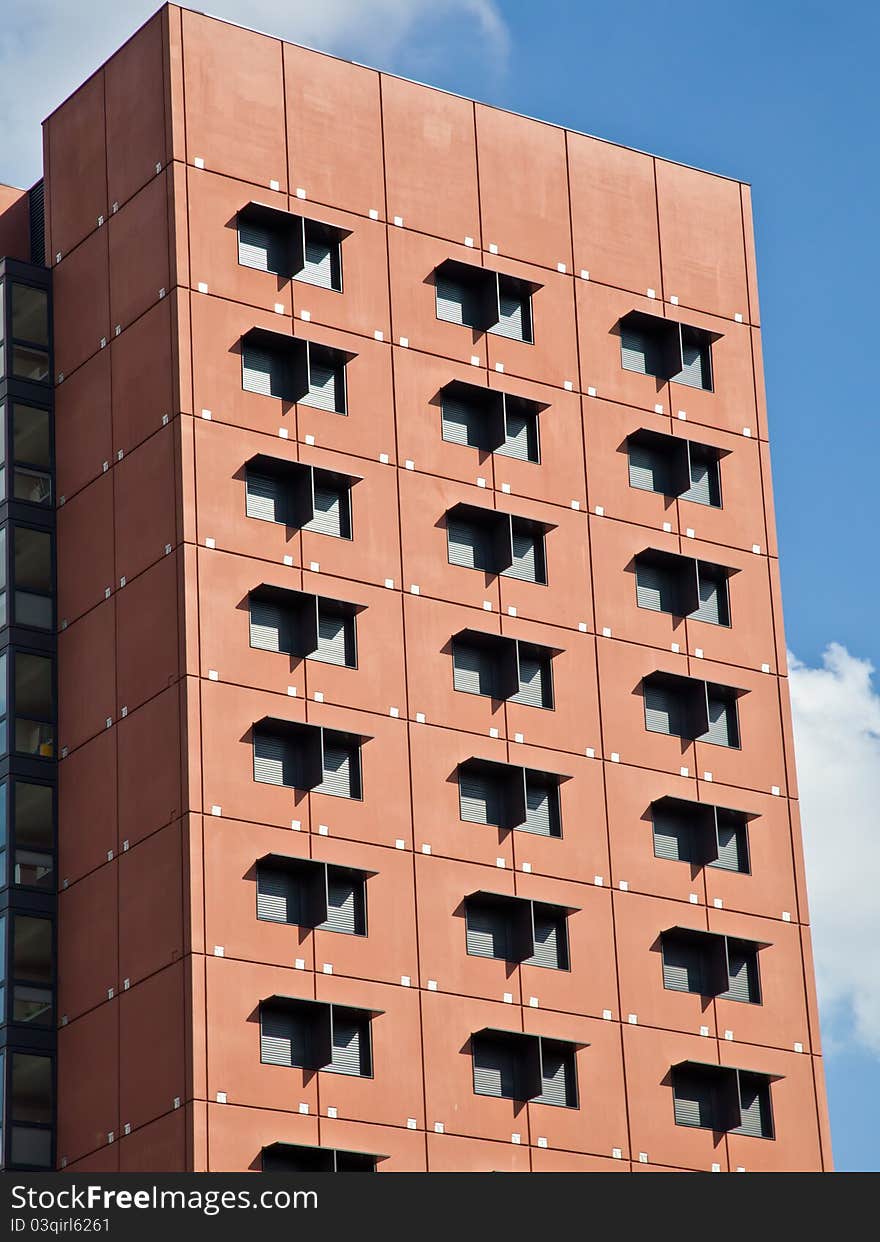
(0, 3, 831, 1173)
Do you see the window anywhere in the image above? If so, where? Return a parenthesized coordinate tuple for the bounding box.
(253, 719, 364, 799)
(11, 914, 53, 1025)
(434, 259, 538, 343)
(626, 430, 722, 507)
(619, 310, 714, 391)
(471, 1029, 578, 1107)
(13, 527, 53, 629)
(451, 630, 555, 708)
(8, 1052, 54, 1168)
(14, 651, 54, 758)
(259, 997, 374, 1077)
(261, 1143, 376, 1173)
(248, 586, 358, 667)
(651, 796, 752, 873)
(439, 381, 542, 463)
(237, 204, 347, 290)
(445, 504, 549, 584)
(661, 928, 762, 1002)
(672, 1062, 775, 1138)
(12, 780, 53, 889)
(7, 284, 50, 385)
(457, 758, 563, 837)
(465, 892, 570, 969)
(633, 550, 731, 626)
(241, 328, 352, 413)
(256, 855, 368, 935)
(9, 404, 52, 505)
(244, 457, 354, 539)
(641, 672, 742, 748)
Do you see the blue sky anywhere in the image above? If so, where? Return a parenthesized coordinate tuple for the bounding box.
(2, 0, 877, 1171)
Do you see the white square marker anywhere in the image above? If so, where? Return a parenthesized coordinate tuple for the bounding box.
(557, 262, 567, 273)
(521, 862, 532, 873)
(671, 642, 680, 654)
(410, 584, 420, 595)
(689, 893, 699, 904)
(483, 600, 493, 610)
(393, 215, 404, 227)
(401, 975, 411, 987)
(278, 427, 288, 438)
(724, 1030, 733, 1040)
(537, 1137, 548, 1148)
(514, 733, 524, 744)
(208, 669, 219, 681)
(502, 483, 511, 493)
(213, 946, 224, 957)
(694, 647, 704, 659)
(291, 819, 301, 829)
(269, 180, 280, 192)
(670, 295, 679, 305)
(389, 707, 399, 718)
(571, 499, 581, 510)
(782, 911, 791, 922)
(503, 992, 513, 1004)
(663, 521, 673, 532)
(703, 771, 713, 781)
(201, 409, 212, 420)
(646, 288, 656, 298)
(395, 839, 406, 850)
(421, 844, 431, 855)
(194, 156, 205, 169)
(433, 1122, 444, 1133)
(794, 1042, 804, 1053)
(211, 805, 221, 817)
(654, 403, 664, 414)
(619, 880, 629, 891)
(407, 1118, 418, 1128)
(405, 459, 415, 470)
(603, 1009, 613, 1020)
(427, 980, 438, 991)
(326, 1106, 337, 1119)
(310, 561, 320, 573)
(476, 476, 487, 487)
(464, 236, 474, 247)
(761, 662, 771, 673)
(318, 825, 329, 836)
(602, 626, 612, 637)
(579, 622, 588, 632)
(323, 963, 333, 974)
(686, 528, 695, 539)
(274, 302, 285, 314)
(416, 712, 426, 724)
(283, 555, 294, 566)
(496, 858, 506, 869)
(610, 752, 620, 763)
(313, 691, 324, 702)
(594, 876, 604, 886)
(734, 312, 744, 323)
(495, 362, 505, 372)
(628, 1015, 638, 1025)
(587, 386, 597, 397)
(300, 309, 311, 321)
(299, 1103, 310, 1115)
(580, 269, 590, 280)
(369, 208, 379, 220)
(700, 1025, 710, 1037)
(374, 329, 384, 341)
(743, 427, 752, 437)
(681, 766, 690, 777)
(511, 1133, 521, 1144)
(489, 727, 499, 739)
(677, 410, 687, 420)
(508, 606, 517, 617)
(639, 1153, 649, 1164)
(563, 380, 574, 391)
(215, 1091, 226, 1104)
(529, 997, 539, 1008)
(612, 1148, 622, 1160)
(489, 243, 498, 254)
(197, 281, 208, 294)
(711, 1163, 721, 1172)
(384, 578, 394, 588)
(470, 355, 481, 366)
(399, 337, 409, 348)
(752, 544, 762, 554)
(713, 898, 723, 908)
(586, 747, 595, 759)
(771, 786, 781, 797)
(296, 187, 307, 199)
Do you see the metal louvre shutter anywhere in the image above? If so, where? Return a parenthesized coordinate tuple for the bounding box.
(300, 236, 335, 288)
(246, 472, 283, 522)
(522, 780, 554, 837)
(652, 809, 693, 862)
(497, 409, 538, 461)
(466, 905, 510, 959)
(505, 528, 541, 583)
(256, 867, 301, 923)
(628, 443, 670, 494)
(304, 361, 344, 412)
(436, 276, 478, 326)
(491, 292, 528, 341)
(447, 518, 492, 571)
(238, 219, 273, 271)
(736, 1078, 770, 1137)
(254, 733, 292, 786)
(260, 1009, 310, 1068)
(636, 562, 680, 613)
(306, 485, 344, 537)
(682, 447, 719, 506)
(459, 771, 503, 826)
(314, 609, 351, 666)
(674, 337, 711, 390)
(243, 345, 285, 397)
(527, 913, 563, 969)
(724, 948, 758, 1003)
(327, 1015, 366, 1075)
(663, 940, 705, 993)
(317, 743, 356, 799)
(537, 1046, 574, 1107)
(473, 1040, 517, 1098)
(453, 643, 495, 697)
(322, 875, 360, 934)
(674, 1075, 715, 1128)
(620, 325, 663, 376)
(441, 392, 485, 448)
(703, 697, 737, 747)
(512, 654, 550, 708)
(644, 684, 686, 737)
(712, 822, 748, 872)
(692, 570, 726, 625)
(250, 599, 284, 652)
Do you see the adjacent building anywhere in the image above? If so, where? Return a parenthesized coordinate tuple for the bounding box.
(0, 3, 831, 1172)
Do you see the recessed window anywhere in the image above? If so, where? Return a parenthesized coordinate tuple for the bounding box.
(256, 855, 368, 935)
(244, 457, 354, 539)
(446, 504, 549, 584)
(241, 329, 352, 414)
(626, 430, 722, 508)
(237, 205, 347, 290)
(259, 998, 374, 1077)
(452, 630, 555, 708)
(672, 1062, 775, 1138)
(651, 796, 753, 874)
(11, 405, 52, 505)
(253, 720, 363, 800)
(261, 1143, 376, 1173)
(13, 781, 53, 889)
(13, 527, 53, 629)
(9, 1052, 54, 1168)
(434, 259, 538, 343)
(14, 652, 54, 758)
(12, 914, 53, 1026)
(619, 310, 715, 391)
(249, 586, 358, 667)
(457, 757, 563, 837)
(471, 1029, 578, 1107)
(439, 381, 542, 463)
(661, 927, 762, 1003)
(633, 549, 731, 626)
(642, 672, 742, 748)
(465, 892, 570, 970)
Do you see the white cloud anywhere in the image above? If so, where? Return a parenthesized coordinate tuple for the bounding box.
(0, 0, 509, 188)
(790, 643, 880, 1054)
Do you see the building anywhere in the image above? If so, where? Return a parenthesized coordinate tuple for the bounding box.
(0, 3, 832, 1172)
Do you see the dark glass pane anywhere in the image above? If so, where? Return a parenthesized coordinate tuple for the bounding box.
(13, 405, 51, 468)
(11, 286, 49, 346)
